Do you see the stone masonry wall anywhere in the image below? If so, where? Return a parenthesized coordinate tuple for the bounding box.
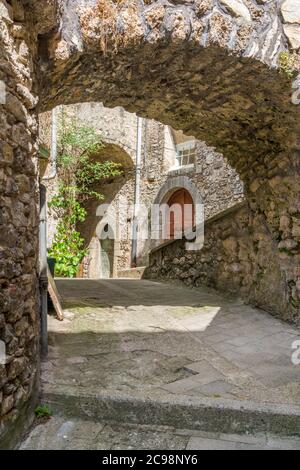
(0, 0, 40, 448)
(146, 201, 300, 327)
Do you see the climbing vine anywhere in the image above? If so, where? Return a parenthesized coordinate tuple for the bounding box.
(48, 114, 122, 278)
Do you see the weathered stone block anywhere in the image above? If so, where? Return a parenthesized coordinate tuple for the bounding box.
(0, 142, 13, 165)
(283, 24, 300, 49)
(7, 358, 26, 381)
(219, 0, 251, 22)
(1, 395, 14, 417)
(0, 0, 13, 23)
(281, 0, 300, 25)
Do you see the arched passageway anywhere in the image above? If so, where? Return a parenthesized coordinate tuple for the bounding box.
(33, 0, 300, 322)
(76, 140, 135, 279)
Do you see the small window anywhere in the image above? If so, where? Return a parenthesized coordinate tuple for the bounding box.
(176, 141, 196, 167)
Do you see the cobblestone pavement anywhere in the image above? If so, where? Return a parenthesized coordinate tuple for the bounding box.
(44, 279, 300, 406)
(20, 417, 300, 450)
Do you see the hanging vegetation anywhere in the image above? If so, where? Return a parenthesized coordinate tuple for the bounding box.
(48, 113, 122, 277)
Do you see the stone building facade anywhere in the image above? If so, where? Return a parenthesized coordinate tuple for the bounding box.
(41, 103, 244, 278)
(0, 0, 300, 449)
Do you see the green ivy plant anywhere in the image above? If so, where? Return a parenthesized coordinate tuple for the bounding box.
(48, 113, 122, 278)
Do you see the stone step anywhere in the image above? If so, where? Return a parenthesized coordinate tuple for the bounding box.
(20, 415, 300, 450)
(43, 387, 300, 438)
(117, 267, 146, 279)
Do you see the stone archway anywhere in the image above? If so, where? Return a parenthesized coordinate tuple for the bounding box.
(33, 0, 300, 325)
(1, 0, 300, 447)
(77, 139, 135, 258)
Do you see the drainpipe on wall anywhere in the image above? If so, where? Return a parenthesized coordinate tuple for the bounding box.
(131, 116, 143, 267)
(39, 184, 48, 358)
(39, 107, 58, 357)
(43, 107, 58, 181)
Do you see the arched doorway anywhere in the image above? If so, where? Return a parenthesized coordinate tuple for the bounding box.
(153, 177, 202, 246)
(167, 189, 195, 239)
(100, 225, 114, 279)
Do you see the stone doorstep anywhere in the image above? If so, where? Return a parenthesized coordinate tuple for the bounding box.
(43, 388, 300, 438)
(20, 416, 300, 450)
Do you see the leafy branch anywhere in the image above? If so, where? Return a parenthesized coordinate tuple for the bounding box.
(48, 114, 122, 278)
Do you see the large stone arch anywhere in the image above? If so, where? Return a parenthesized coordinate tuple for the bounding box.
(1, 0, 300, 447)
(77, 140, 135, 247)
(38, 1, 300, 170)
(58, 102, 139, 162)
(77, 140, 134, 280)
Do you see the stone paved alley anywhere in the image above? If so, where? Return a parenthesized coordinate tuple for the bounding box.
(45, 279, 300, 404)
(21, 279, 300, 449)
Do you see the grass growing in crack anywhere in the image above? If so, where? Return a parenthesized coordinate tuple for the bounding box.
(279, 52, 295, 79)
(35, 405, 53, 419)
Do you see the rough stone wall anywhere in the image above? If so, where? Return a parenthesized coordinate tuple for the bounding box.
(40, 0, 300, 112)
(0, 0, 40, 448)
(38, 112, 60, 249)
(146, 201, 300, 327)
(193, 141, 244, 217)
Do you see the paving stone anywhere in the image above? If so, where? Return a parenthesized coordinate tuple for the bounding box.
(186, 437, 239, 450)
(183, 360, 222, 375)
(203, 332, 234, 344)
(188, 380, 237, 397)
(218, 433, 267, 445)
(59, 420, 105, 439)
(266, 436, 300, 451)
(235, 442, 269, 450)
(229, 351, 281, 368)
(249, 363, 300, 387)
(226, 336, 255, 347)
(162, 374, 220, 394)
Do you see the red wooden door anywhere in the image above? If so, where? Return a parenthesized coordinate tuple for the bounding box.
(167, 189, 194, 239)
